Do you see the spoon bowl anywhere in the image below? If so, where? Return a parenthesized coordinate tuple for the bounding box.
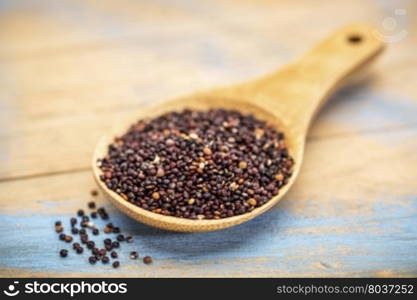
(93, 24, 385, 231)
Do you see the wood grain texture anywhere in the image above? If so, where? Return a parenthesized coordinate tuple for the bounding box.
(0, 0, 416, 277)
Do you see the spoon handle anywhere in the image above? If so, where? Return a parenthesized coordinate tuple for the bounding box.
(242, 24, 385, 136)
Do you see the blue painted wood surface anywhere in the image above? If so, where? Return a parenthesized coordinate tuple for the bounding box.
(0, 0, 416, 277)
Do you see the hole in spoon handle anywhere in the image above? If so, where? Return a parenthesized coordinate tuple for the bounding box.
(279, 24, 385, 133)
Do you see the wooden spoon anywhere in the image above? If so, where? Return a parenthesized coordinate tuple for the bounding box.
(93, 24, 385, 232)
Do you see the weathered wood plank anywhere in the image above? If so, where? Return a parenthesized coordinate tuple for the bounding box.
(1, 0, 417, 277)
(1, 128, 416, 277)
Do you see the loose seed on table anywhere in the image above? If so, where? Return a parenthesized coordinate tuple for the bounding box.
(110, 251, 118, 258)
(129, 251, 138, 260)
(98, 249, 107, 256)
(64, 235, 73, 243)
(112, 261, 120, 268)
(89, 256, 97, 264)
(116, 234, 124, 242)
(92, 248, 99, 255)
(55, 221, 62, 226)
(112, 227, 120, 234)
(90, 190, 99, 197)
(71, 227, 79, 234)
(104, 227, 111, 234)
(82, 216, 89, 222)
(92, 228, 99, 235)
(102, 256, 110, 264)
(79, 229, 86, 235)
(105, 244, 113, 251)
(87, 241, 95, 249)
(59, 233, 66, 241)
(70, 217, 77, 226)
(88, 201, 96, 209)
(77, 209, 84, 217)
(143, 256, 153, 264)
(104, 238, 112, 245)
(59, 249, 68, 257)
(80, 235, 89, 244)
(55, 225, 63, 233)
(112, 241, 120, 248)
(73, 242, 80, 249)
(126, 236, 133, 243)
(91, 212, 97, 219)
(76, 247, 84, 254)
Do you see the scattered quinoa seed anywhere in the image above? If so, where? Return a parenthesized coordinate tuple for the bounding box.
(130, 251, 138, 260)
(59, 249, 68, 257)
(143, 256, 153, 264)
(55, 225, 63, 233)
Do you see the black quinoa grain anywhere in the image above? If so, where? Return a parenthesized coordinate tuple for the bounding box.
(76, 247, 84, 254)
(112, 241, 120, 248)
(55, 225, 63, 233)
(98, 249, 107, 256)
(106, 223, 114, 228)
(71, 227, 79, 234)
(92, 248, 99, 255)
(89, 256, 97, 264)
(80, 235, 89, 244)
(64, 235, 73, 243)
(105, 244, 113, 251)
(82, 216, 89, 222)
(91, 212, 97, 219)
(116, 234, 124, 242)
(77, 209, 84, 217)
(92, 228, 99, 235)
(126, 236, 133, 243)
(59, 249, 68, 257)
(102, 256, 110, 264)
(87, 241, 95, 249)
(104, 238, 112, 245)
(112, 227, 120, 234)
(79, 229, 86, 235)
(110, 251, 118, 258)
(112, 261, 120, 268)
(91, 190, 99, 197)
(73, 242, 80, 249)
(59, 233, 66, 241)
(98, 109, 294, 219)
(88, 201, 96, 209)
(70, 217, 77, 226)
(129, 251, 138, 260)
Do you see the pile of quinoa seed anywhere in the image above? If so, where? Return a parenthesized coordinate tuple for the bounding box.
(98, 109, 294, 220)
